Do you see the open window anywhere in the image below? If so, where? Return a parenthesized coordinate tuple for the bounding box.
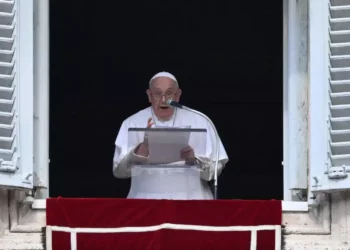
(44, 0, 343, 212)
(0, 0, 33, 189)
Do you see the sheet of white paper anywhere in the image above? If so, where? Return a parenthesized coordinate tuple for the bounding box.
(148, 127, 190, 164)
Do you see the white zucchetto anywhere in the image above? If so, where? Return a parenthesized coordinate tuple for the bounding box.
(149, 72, 178, 86)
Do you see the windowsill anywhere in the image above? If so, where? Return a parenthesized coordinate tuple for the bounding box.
(32, 199, 46, 209)
(32, 199, 309, 212)
(281, 201, 308, 212)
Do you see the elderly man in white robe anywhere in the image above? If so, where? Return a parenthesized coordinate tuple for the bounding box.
(113, 72, 229, 199)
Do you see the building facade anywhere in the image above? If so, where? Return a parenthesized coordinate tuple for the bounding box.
(1, 0, 350, 249)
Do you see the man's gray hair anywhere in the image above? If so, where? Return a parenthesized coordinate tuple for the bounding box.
(149, 72, 179, 88)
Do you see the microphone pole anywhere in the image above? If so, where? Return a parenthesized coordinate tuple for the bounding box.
(167, 100, 220, 199)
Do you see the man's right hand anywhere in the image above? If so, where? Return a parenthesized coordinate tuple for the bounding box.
(135, 117, 154, 157)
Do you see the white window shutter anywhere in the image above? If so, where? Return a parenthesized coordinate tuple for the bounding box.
(310, 0, 350, 194)
(283, 0, 309, 201)
(0, 0, 33, 189)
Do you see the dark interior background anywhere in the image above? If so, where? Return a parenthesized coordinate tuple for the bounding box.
(49, 0, 283, 200)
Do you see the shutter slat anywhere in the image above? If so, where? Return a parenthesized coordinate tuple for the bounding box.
(330, 68, 350, 81)
(330, 92, 350, 105)
(331, 154, 350, 166)
(0, 50, 14, 62)
(0, 25, 14, 39)
(331, 129, 350, 142)
(330, 117, 350, 130)
(330, 18, 350, 30)
(0, 135, 13, 149)
(330, 5, 350, 19)
(0, 1, 13, 14)
(0, 148, 13, 161)
(330, 142, 350, 154)
(0, 38, 13, 50)
(0, 124, 13, 137)
(0, 12, 14, 26)
(330, 105, 350, 117)
(330, 42, 350, 55)
(0, 86, 14, 100)
(0, 111, 13, 125)
(330, 31, 350, 43)
(330, 55, 350, 68)
(0, 74, 14, 87)
(0, 99, 14, 113)
(330, 81, 350, 92)
(330, 0, 350, 6)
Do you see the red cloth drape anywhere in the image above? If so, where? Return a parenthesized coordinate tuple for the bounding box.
(46, 198, 282, 250)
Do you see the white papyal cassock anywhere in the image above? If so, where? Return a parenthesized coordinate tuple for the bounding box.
(113, 106, 229, 199)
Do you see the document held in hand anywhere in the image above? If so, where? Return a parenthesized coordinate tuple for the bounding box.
(147, 127, 191, 165)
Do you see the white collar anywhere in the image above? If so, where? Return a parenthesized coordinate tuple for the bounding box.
(151, 107, 177, 125)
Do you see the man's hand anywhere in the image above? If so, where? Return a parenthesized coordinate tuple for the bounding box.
(135, 117, 154, 157)
(181, 145, 195, 165)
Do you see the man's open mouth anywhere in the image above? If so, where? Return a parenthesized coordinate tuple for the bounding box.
(160, 106, 169, 109)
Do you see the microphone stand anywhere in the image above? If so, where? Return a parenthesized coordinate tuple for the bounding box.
(177, 105, 221, 200)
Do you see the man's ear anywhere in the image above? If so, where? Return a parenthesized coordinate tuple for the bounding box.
(175, 88, 182, 101)
(146, 89, 152, 103)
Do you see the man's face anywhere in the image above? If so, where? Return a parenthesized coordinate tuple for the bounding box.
(146, 77, 182, 120)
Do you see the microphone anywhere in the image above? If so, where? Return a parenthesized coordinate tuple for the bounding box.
(166, 99, 221, 200)
(166, 99, 183, 109)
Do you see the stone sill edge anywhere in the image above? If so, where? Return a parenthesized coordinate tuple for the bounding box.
(32, 200, 309, 212)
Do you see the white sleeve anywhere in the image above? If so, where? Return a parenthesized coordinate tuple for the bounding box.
(196, 119, 229, 181)
(112, 121, 149, 178)
(196, 157, 225, 181)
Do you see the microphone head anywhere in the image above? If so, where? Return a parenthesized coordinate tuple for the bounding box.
(166, 99, 183, 109)
(166, 99, 173, 106)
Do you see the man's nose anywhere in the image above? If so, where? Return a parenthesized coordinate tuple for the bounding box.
(161, 95, 166, 103)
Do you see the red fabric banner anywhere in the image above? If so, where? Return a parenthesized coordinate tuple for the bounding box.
(46, 198, 282, 250)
